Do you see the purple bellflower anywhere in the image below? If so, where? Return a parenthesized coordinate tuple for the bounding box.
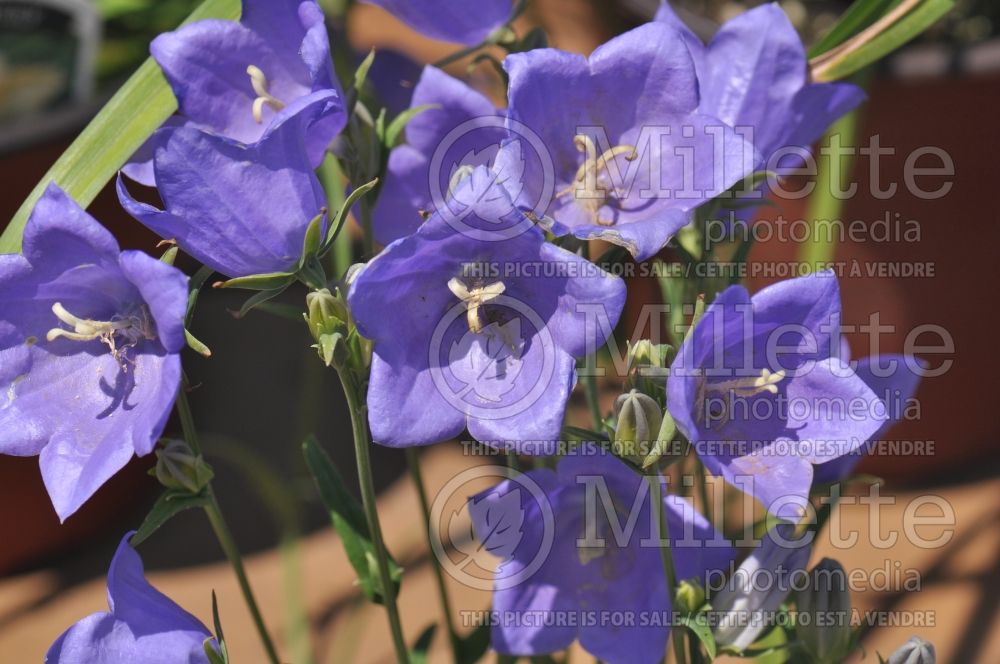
(373, 65, 505, 245)
(118, 93, 332, 279)
(360, 0, 514, 45)
(125, 0, 346, 186)
(813, 347, 922, 484)
(348, 168, 626, 451)
(0, 185, 187, 521)
(711, 524, 812, 651)
(504, 22, 757, 261)
(655, 2, 865, 171)
(667, 271, 887, 521)
(46, 532, 215, 664)
(471, 444, 735, 663)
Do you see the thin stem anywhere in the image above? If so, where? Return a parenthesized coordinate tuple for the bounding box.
(645, 473, 686, 664)
(583, 370, 603, 430)
(175, 385, 281, 664)
(405, 448, 462, 662)
(338, 371, 410, 663)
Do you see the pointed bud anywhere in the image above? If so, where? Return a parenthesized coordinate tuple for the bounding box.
(154, 439, 214, 494)
(795, 558, 853, 663)
(613, 389, 662, 464)
(641, 410, 678, 469)
(887, 637, 935, 664)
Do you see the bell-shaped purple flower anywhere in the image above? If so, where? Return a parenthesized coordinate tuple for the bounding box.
(711, 524, 812, 651)
(360, 0, 514, 45)
(348, 168, 626, 451)
(667, 271, 887, 520)
(0, 185, 187, 521)
(471, 444, 735, 663)
(813, 348, 922, 484)
(504, 22, 757, 261)
(373, 65, 505, 245)
(46, 532, 215, 663)
(655, 2, 865, 170)
(118, 93, 332, 279)
(126, 0, 346, 186)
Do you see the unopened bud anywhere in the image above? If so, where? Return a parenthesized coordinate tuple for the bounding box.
(795, 558, 853, 663)
(154, 440, 214, 494)
(305, 288, 349, 367)
(613, 390, 662, 464)
(887, 636, 935, 664)
(675, 579, 706, 615)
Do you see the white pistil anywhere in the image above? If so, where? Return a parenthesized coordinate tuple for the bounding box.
(555, 134, 638, 226)
(708, 368, 787, 398)
(246, 65, 286, 123)
(46, 302, 154, 368)
(447, 278, 505, 334)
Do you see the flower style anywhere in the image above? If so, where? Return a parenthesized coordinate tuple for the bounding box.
(348, 168, 626, 451)
(46, 532, 216, 663)
(813, 349, 922, 484)
(655, 2, 865, 170)
(360, 0, 514, 45)
(125, 0, 346, 186)
(712, 524, 812, 650)
(118, 93, 332, 279)
(471, 444, 735, 663)
(373, 65, 505, 245)
(0, 185, 187, 521)
(667, 271, 887, 520)
(504, 22, 756, 261)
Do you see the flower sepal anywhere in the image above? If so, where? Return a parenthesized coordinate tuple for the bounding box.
(153, 439, 215, 495)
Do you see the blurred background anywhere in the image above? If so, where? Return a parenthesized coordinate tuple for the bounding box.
(1, 0, 999, 661)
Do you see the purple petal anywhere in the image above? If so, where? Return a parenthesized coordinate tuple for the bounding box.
(118, 251, 188, 355)
(361, 0, 512, 45)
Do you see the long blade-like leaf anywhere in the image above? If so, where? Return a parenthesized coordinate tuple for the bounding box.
(0, 0, 240, 254)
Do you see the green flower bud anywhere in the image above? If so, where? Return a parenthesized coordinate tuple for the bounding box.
(154, 439, 214, 494)
(887, 636, 935, 664)
(795, 558, 853, 663)
(641, 410, 679, 469)
(305, 288, 350, 367)
(613, 389, 663, 464)
(675, 578, 706, 615)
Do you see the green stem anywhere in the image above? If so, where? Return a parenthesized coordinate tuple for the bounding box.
(405, 448, 462, 662)
(645, 473, 686, 664)
(583, 370, 603, 430)
(338, 372, 410, 663)
(175, 385, 281, 664)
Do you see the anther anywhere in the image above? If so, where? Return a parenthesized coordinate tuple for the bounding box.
(448, 278, 506, 334)
(246, 65, 286, 123)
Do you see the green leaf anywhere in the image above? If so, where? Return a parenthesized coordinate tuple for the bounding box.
(353, 48, 377, 92)
(229, 287, 291, 320)
(457, 622, 492, 664)
(214, 271, 297, 291)
(409, 624, 437, 664)
(0, 0, 241, 254)
(302, 435, 402, 604)
(812, 0, 954, 82)
(321, 177, 379, 254)
(383, 104, 439, 149)
(809, 0, 899, 58)
(132, 489, 209, 546)
(679, 614, 717, 660)
(185, 329, 212, 358)
(186, 265, 215, 326)
(300, 211, 327, 261)
(210, 590, 230, 664)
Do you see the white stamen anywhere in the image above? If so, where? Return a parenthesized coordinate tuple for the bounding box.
(448, 278, 505, 334)
(697, 368, 786, 429)
(555, 134, 638, 226)
(246, 65, 286, 123)
(46, 302, 155, 369)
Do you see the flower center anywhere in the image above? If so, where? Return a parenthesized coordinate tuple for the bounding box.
(696, 368, 786, 429)
(246, 65, 286, 123)
(555, 134, 638, 226)
(447, 277, 505, 334)
(46, 302, 155, 368)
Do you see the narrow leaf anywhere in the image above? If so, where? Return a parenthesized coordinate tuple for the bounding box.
(229, 286, 290, 320)
(457, 622, 492, 664)
(211, 590, 230, 664)
(185, 330, 213, 357)
(302, 435, 402, 604)
(132, 490, 209, 545)
(410, 624, 437, 664)
(384, 104, 439, 149)
(0, 0, 241, 254)
(809, 0, 899, 58)
(215, 271, 296, 291)
(321, 178, 379, 253)
(679, 614, 717, 660)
